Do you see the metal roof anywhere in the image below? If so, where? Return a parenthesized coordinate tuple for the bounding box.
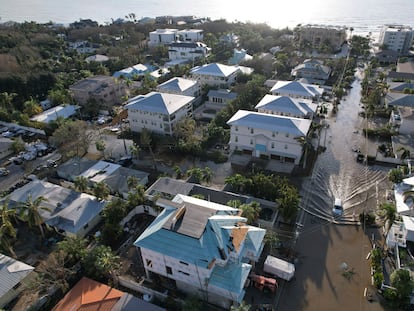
(207, 89, 238, 100)
(270, 80, 324, 97)
(157, 77, 198, 93)
(227, 110, 311, 137)
(0, 254, 34, 300)
(125, 92, 194, 115)
(112, 293, 166, 311)
(6, 180, 105, 236)
(190, 63, 240, 78)
(255, 95, 316, 116)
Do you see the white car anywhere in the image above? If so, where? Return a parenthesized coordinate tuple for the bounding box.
(332, 198, 343, 217)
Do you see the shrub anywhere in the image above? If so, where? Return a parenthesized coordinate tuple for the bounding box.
(373, 270, 384, 288)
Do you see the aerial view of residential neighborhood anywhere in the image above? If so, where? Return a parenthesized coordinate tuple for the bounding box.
(1, 8, 414, 311)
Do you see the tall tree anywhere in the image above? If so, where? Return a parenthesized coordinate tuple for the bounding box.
(57, 236, 88, 266)
(74, 175, 89, 193)
(240, 201, 261, 224)
(83, 245, 120, 283)
(0, 199, 17, 257)
(17, 195, 50, 238)
(378, 202, 397, 239)
(277, 186, 300, 222)
(93, 181, 110, 201)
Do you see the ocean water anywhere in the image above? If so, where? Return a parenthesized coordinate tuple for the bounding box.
(1, 0, 414, 36)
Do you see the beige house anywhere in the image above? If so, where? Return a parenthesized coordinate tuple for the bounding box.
(296, 24, 347, 51)
(69, 75, 127, 111)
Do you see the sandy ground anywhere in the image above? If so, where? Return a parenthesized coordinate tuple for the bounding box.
(278, 215, 387, 311)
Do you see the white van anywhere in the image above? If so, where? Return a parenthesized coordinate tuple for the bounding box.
(332, 198, 343, 216)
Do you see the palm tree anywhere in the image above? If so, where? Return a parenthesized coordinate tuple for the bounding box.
(0, 199, 17, 257)
(173, 165, 182, 179)
(83, 245, 120, 283)
(230, 301, 251, 311)
(127, 184, 146, 208)
(57, 236, 88, 266)
(277, 186, 300, 222)
(17, 195, 50, 238)
(0, 198, 17, 239)
(127, 176, 139, 190)
(129, 143, 140, 160)
(202, 167, 213, 184)
(74, 175, 89, 193)
(295, 134, 313, 169)
(240, 201, 261, 224)
(378, 202, 397, 239)
(93, 182, 110, 201)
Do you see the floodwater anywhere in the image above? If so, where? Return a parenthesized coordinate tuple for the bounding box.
(301, 69, 390, 223)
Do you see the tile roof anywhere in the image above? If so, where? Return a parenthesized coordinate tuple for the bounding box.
(0, 254, 34, 300)
(255, 95, 317, 116)
(227, 110, 311, 137)
(125, 92, 194, 115)
(52, 277, 123, 311)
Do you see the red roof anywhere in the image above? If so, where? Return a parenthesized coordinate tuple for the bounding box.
(52, 277, 124, 311)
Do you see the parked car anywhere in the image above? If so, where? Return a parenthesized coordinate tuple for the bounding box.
(23, 152, 37, 161)
(2, 131, 15, 138)
(9, 156, 23, 165)
(0, 167, 9, 176)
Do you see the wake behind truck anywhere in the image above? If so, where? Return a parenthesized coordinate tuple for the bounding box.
(263, 255, 295, 281)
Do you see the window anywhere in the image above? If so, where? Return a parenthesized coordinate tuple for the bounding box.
(272, 132, 275, 137)
(285, 144, 288, 149)
(250, 128, 254, 134)
(286, 133, 289, 137)
(235, 136, 238, 142)
(83, 223, 89, 230)
(179, 261, 189, 266)
(146, 259, 153, 268)
(178, 270, 190, 276)
(235, 126, 238, 131)
(271, 143, 274, 149)
(250, 139, 253, 145)
(166, 266, 172, 275)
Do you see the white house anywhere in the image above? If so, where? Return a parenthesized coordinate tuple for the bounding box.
(177, 29, 204, 42)
(0, 254, 34, 308)
(30, 104, 80, 123)
(149, 29, 179, 46)
(113, 63, 156, 79)
(168, 42, 210, 61)
(126, 92, 195, 136)
(134, 194, 265, 309)
(255, 95, 317, 119)
(227, 110, 312, 164)
(149, 28, 203, 46)
(270, 80, 324, 102)
(387, 177, 414, 248)
(157, 77, 201, 98)
(190, 63, 241, 87)
(378, 25, 414, 55)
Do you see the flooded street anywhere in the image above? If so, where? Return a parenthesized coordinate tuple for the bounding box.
(279, 70, 390, 311)
(301, 69, 390, 223)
